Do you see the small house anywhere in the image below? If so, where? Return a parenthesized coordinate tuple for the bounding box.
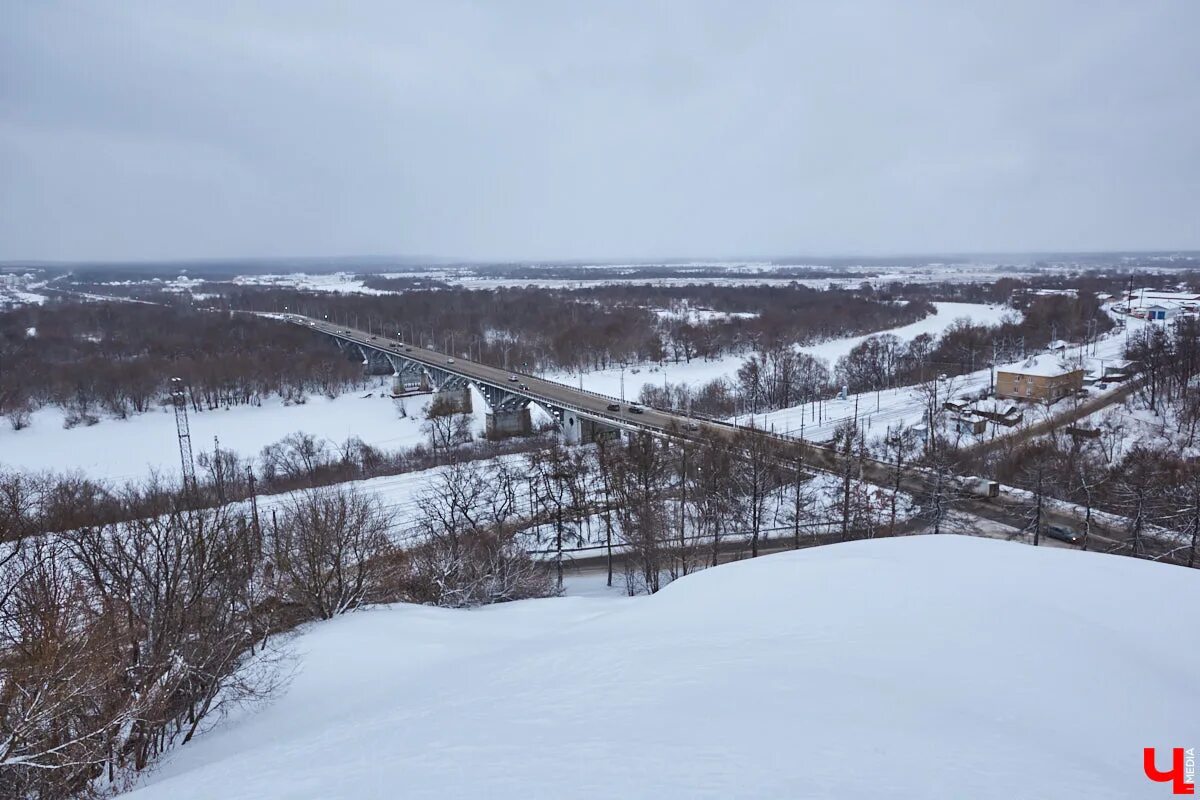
(952, 413, 987, 436)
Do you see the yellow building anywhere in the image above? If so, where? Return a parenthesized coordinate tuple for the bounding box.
(995, 355, 1083, 403)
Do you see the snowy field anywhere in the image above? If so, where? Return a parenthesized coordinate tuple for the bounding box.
(124, 535, 1200, 800)
(795, 300, 1010, 365)
(555, 301, 1011, 400)
(0, 381, 473, 482)
(229, 272, 398, 295)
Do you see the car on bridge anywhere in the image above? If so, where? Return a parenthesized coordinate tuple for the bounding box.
(606, 402, 620, 411)
(628, 405, 644, 414)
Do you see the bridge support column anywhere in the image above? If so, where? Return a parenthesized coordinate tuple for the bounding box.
(432, 385, 472, 414)
(557, 410, 621, 446)
(485, 407, 533, 440)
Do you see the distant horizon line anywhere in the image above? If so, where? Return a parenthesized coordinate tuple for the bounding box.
(3, 248, 1200, 271)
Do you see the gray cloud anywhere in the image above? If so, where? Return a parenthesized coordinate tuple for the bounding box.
(2, 1, 1198, 262)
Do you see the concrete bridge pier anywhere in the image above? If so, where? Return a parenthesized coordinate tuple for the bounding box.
(388, 361, 429, 398)
(432, 384, 472, 414)
(485, 407, 533, 439)
(557, 409, 621, 445)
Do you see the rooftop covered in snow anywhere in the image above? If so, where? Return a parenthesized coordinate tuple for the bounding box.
(995, 354, 1081, 378)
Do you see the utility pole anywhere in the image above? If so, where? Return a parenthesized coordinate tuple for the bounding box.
(990, 340, 997, 393)
(247, 466, 262, 558)
(212, 435, 226, 505)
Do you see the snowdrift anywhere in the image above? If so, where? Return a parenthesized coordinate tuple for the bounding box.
(126, 535, 1199, 799)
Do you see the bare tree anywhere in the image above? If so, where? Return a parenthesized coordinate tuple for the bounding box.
(406, 460, 553, 607)
(526, 442, 590, 590)
(881, 425, 918, 537)
(1016, 440, 1061, 546)
(422, 395, 473, 451)
(270, 486, 397, 619)
(731, 425, 778, 557)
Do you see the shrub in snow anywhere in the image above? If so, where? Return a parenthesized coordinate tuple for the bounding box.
(404, 527, 556, 608)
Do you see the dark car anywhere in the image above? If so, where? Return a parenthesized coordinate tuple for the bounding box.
(606, 403, 620, 411)
(1044, 525, 1081, 544)
(628, 405, 644, 414)
(519, 383, 528, 390)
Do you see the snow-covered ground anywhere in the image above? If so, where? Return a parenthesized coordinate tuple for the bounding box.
(653, 306, 760, 323)
(230, 272, 399, 295)
(123, 535, 1200, 800)
(0, 382, 469, 482)
(750, 312, 1152, 444)
(0, 273, 49, 307)
(795, 300, 1010, 366)
(555, 301, 1011, 400)
(0, 288, 48, 307)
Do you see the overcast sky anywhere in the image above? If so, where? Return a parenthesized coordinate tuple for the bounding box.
(2, 1, 1198, 263)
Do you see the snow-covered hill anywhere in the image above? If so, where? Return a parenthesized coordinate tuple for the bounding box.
(125, 536, 1198, 799)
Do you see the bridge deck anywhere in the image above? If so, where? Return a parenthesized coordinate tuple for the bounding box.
(282, 314, 726, 439)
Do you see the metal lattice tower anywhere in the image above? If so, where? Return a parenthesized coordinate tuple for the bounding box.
(170, 377, 196, 489)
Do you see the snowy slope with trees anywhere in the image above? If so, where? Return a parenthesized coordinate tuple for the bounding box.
(124, 535, 1198, 800)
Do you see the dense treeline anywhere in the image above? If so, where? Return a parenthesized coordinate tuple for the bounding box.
(569, 284, 933, 361)
(215, 283, 934, 372)
(461, 264, 877, 281)
(0, 301, 362, 427)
